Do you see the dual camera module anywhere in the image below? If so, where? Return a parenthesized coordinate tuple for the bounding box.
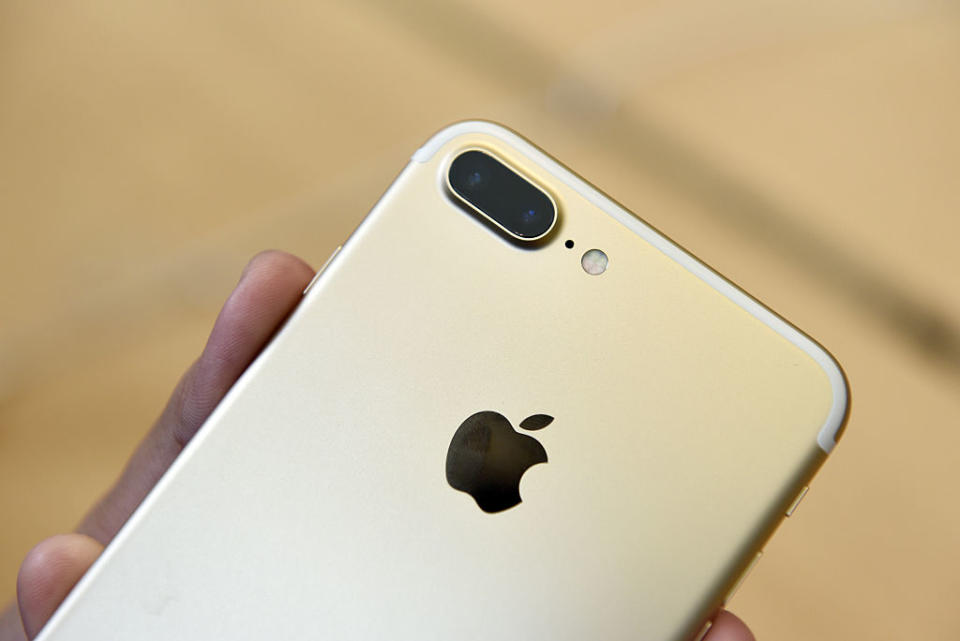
(447, 150, 556, 241)
(447, 149, 608, 275)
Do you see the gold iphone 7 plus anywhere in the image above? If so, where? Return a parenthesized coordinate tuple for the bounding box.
(36, 121, 849, 641)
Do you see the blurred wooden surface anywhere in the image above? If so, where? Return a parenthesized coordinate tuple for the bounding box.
(1, 2, 958, 639)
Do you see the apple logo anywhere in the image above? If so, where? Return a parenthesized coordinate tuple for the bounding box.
(445, 411, 554, 513)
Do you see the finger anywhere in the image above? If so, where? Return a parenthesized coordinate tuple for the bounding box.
(704, 609, 756, 641)
(77, 250, 315, 544)
(16, 535, 104, 639)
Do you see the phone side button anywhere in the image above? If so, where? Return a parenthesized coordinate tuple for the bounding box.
(723, 551, 762, 605)
(785, 486, 809, 517)
(692, 620, 712, 641)
(303, 245, 342, 295)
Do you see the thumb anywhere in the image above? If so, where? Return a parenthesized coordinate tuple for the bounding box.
(17, 534, 103, 639)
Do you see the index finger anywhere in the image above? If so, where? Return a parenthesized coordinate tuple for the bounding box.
(76, 250, 314, 544)
(704, 610, 756, 641)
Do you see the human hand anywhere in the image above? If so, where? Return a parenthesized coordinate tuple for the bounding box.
(0, 250, 755, 641)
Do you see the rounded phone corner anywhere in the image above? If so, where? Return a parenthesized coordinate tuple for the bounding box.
(412, 120, 521, 163)
(807, 340, 851, 454)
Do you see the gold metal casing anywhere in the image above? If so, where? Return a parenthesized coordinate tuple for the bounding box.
(35, 122, 848, 641)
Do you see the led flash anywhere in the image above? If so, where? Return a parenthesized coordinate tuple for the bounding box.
(581, 249, 608, 275)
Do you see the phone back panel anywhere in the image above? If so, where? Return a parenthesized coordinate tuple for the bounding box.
(37, 122, 847, 641)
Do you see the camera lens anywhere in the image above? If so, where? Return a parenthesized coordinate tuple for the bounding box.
(448, 150, 557, 241)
